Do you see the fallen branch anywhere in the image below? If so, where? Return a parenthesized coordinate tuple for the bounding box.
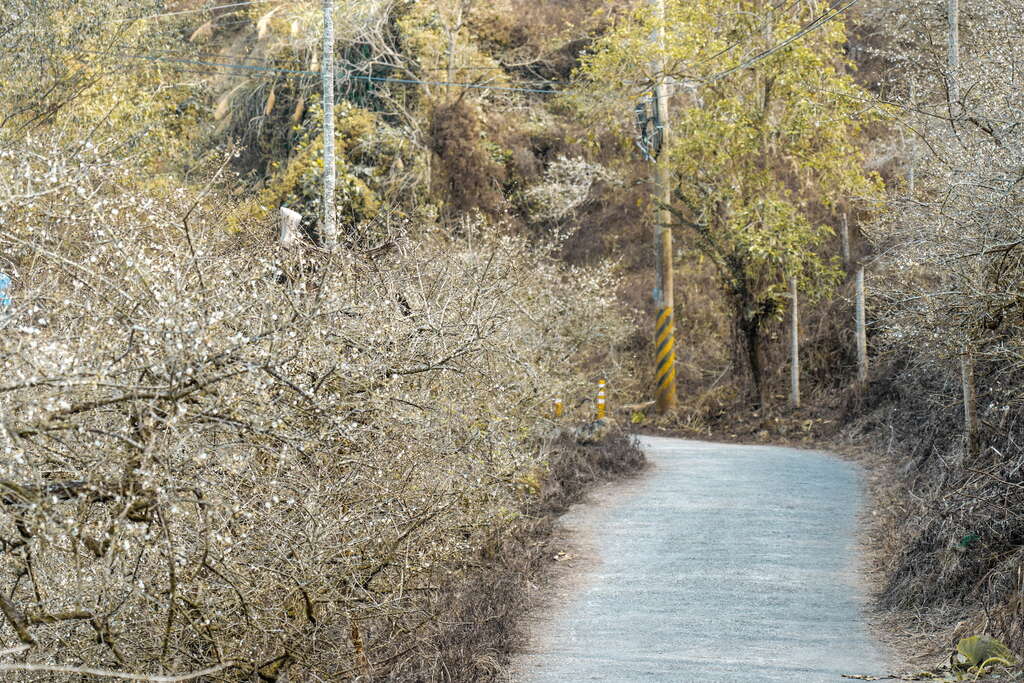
(618, 400, 655, 414)
(0, 660, 241, 681)
(0, 593, 34, 644)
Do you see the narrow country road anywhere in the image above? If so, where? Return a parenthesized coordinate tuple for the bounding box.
(514, 436, 892, 682)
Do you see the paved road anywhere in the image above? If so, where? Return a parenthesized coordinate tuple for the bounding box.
(515, 436, 892, 682)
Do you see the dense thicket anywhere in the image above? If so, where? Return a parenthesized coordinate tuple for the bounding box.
(0, 1, 641, 679)
(576, 0, 882, 406)
(0, 136, 634, 679)
(846, 0, 1024, 656)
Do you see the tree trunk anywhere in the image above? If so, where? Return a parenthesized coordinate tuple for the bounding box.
(962, 347, 979, 457)
(840, 213, 850, 272)
(740, 317, 765, 409)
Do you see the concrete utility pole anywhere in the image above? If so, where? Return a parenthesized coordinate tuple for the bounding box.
(855, 266, 868, 384)
(947, 0, 960, 111)
(651, 0, 677, 413)
(946, 0, 977, 454)
(907, 82, 917, 194)
(321, 0, 337, 248)
(789, 276, 800, 409)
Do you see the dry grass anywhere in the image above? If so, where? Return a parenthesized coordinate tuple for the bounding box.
(836, 351, 1024, 670)
(387, 430, 645, 681)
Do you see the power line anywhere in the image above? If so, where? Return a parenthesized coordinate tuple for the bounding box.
(13, 0, 860, 100)
(703, 0, 862, 83)
(102, 45, 549, 80)
(11, 17, 539, 76)
(113, 0, 281, 22)
(689, 0, 804, 70)
(66, 48, 562, 94)
(58, 0, 535, 76)
(612, 1, 864, 93)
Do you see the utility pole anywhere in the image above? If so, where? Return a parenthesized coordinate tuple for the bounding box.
(907, 82, 917, 194)
(651, 0, 677, 413)
(947, 0, 960, 111)
(855, 266, 868, 384)
(789, 276, 800, 409)
(321, 0, 337, 248)
(947, 0, 977, 455)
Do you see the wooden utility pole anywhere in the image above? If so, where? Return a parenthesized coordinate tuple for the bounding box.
(855, 266, 868, 384)
(321, 0, 337, 248)
(789, 276, 800, 409)
(652, 0, 676, 413)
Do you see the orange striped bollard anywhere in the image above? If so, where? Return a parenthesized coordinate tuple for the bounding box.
(596, 379, 607, 419)
(553, 398, 564, 418)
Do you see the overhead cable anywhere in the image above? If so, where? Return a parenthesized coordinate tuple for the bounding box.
(689, 0, 805, 70)
(15, 0, 862, 99)
(113, 0, 281, 22)
(68, 49, 561, 94)
(703, 0, 863, 83)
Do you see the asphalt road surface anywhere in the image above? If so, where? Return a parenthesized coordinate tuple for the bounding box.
(515, 436, 892, 682)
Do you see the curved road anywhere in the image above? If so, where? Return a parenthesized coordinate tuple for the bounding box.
(515, 436, 892, 682)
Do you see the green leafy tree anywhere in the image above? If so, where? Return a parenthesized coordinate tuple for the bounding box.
(577, 1, 883, 404)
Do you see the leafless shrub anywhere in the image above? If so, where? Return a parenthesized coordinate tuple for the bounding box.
(828, 2, 1024, 656)
(0, 137, 632, 679)
(386, 430, 644, 680)
(522, 155, 620, 231)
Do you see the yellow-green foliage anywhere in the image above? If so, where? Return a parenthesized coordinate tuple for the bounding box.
(0, 2, 207, 167)
(575, 0, 887, 399)
(578, 2, 883, 375)
(580, 1, 883, 306)
(397, 1, 510, 101)
(251, 102, 380, 226)
(76, 73, 205, 171)
(954, 635, 1016, 671)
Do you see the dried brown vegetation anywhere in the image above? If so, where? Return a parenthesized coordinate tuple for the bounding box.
(429, 98, 506, 217)
(833, 0, 1024, 660)
(837, 352, 1024, 660)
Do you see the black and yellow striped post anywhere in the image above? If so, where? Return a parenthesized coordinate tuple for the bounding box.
(553, 398, 564, 418)
(596, 380, 607, 419)
(654, 299, 676, 412)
